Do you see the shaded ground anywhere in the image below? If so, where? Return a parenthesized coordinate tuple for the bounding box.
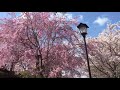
(0, 68, 20, 78)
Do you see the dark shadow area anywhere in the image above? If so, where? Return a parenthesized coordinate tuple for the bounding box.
(0, 68, 20, 78)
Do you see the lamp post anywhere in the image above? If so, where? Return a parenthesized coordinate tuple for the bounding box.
(77, 23, 92, 78)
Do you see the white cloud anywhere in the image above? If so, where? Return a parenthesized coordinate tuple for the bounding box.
(93, 17, 109, 26)
(64, 13, 73, 20)
(56, 12, 64, 18)
(49, 12, 83, 22)
(49, 13, 73, 21)
(58, 13, 72, 21)
(79, 15, 83, 20)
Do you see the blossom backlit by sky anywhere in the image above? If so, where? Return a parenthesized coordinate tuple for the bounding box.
(0, 12, 120, 37)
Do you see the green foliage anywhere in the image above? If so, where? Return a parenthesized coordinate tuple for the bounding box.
(18, 71, 33, 78)
(18, 70, 43, 78)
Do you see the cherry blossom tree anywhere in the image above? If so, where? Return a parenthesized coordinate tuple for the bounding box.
(0, 12, 84, 78)
(85, 22, 120, 78)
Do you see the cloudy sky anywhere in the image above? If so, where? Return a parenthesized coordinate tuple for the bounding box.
(68, 12, 120, 37)
(0, 12, 120, 37)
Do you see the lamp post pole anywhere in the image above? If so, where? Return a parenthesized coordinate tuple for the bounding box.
(77, 23, 92, 78)
(82, 34, 92, 78)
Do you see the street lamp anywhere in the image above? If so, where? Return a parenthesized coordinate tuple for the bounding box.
(77, 23, 92, 78)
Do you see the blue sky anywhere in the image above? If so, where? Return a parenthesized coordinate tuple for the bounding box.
(68, 12, 120, 37)
(0, 12, 120, 37)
